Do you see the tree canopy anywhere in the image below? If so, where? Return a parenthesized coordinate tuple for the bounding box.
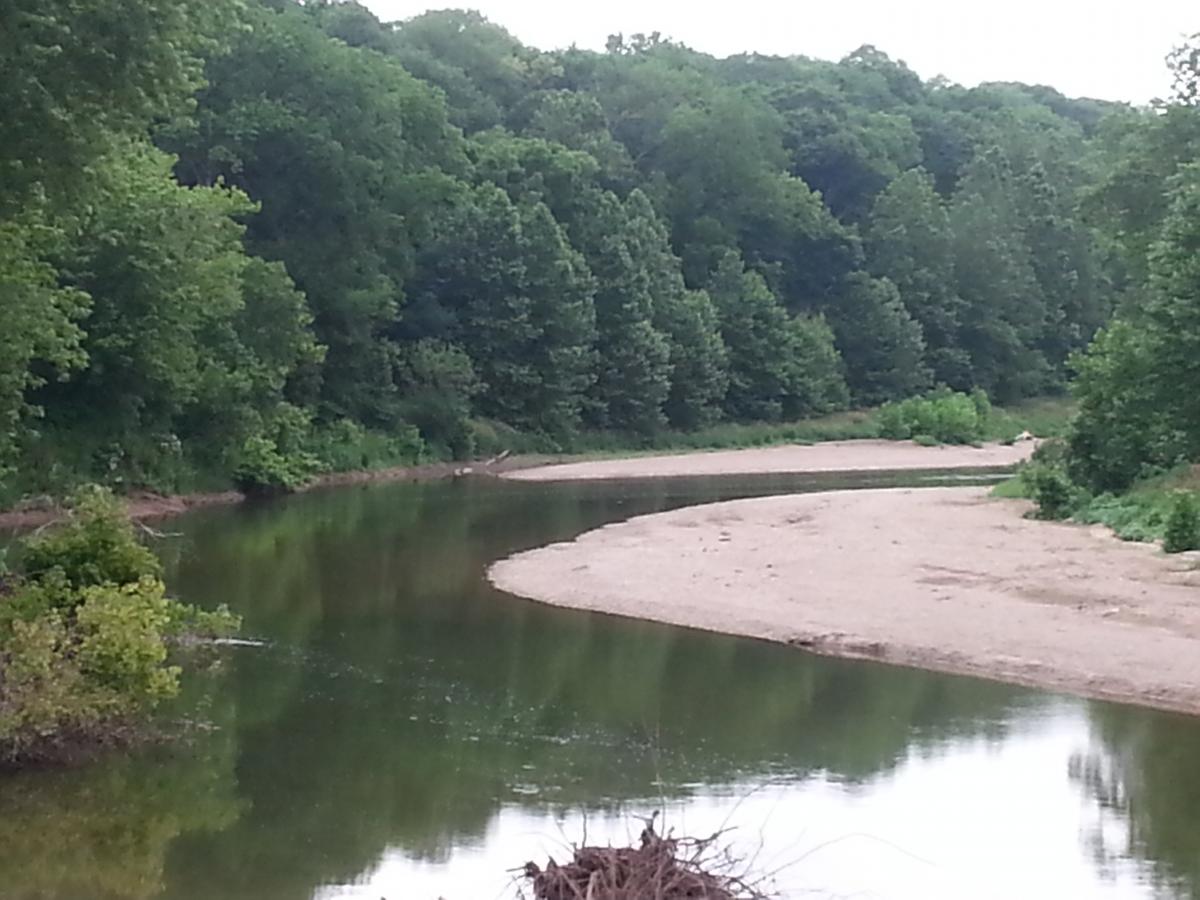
(2, 0, 1189, 500)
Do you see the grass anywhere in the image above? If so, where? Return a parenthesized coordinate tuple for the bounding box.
(567, 409, 881, 458)
(989, 475, 1030, 499)
(566, 396, 1076, 462)
(982, 396, 1076, 442)
(992, 461, 1200, 548)
(1074, 467, 1200, 544)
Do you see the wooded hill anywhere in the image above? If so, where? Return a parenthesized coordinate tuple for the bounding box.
(2, 1, 1195, 497)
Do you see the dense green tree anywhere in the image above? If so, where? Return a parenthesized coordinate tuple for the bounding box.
(1069, 164, 1200, 490)
(165, 1, 467, 426)
(865, 169, 969, 386)
(405, 186, 596, 439)
(390, 10, 541, 133)
(623, 192, 728, 428)
(949, 149, 1050, 400)
(31, 144, 320, 487)
(0, 216, 88, 478)
(575, 193, 672, 433)
(708, 251, 847, 421)
(0, 0, 1169, 498)
(826, 274, 930, 405)
(768, 73, 922, 221)
(519, 91, 636, 187)
(514, 202, 599, 437)
(0, 0, 239, 211)
(1017, 163, 1111, 368)
(395, 340, 480, 458)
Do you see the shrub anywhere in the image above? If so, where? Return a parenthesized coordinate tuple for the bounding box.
(876, 388, 989, 445)
(1027, 463, 1077, 520)
(1019, 441, 1082, 520)
(0, 487, 238, 764)
(18, 487, 162, 596)
(1164, 492, 1200, 553)
(233, 435, 319, 497)
(307, 419, 427, 472)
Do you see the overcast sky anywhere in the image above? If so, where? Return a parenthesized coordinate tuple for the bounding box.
(362, 0, 1196, 103)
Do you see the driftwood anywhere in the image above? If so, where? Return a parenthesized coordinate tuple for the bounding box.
(521, 817, 770, 900)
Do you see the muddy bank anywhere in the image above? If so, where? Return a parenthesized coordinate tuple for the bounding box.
(503, 439, 1035, 482)
(0, 456, 539, 530)
(490, 487, 1200, 715)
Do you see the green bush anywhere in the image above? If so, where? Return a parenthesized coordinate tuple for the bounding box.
(1164, 492, 1200, 553)
(1017, 441, 1082, 520)
(307, 419, 427, 472)
(876, 388, 989, 444)
(233, 435, 319, 497)
(0, 488, 238, 764)
(18, 487, 162, 596)
(1027, 464, 1077, 520)
(1074, 492, 1165, 542)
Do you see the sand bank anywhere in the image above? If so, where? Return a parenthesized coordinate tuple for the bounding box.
(503, 440, 1034, 481)
(490, 487, 1200, 714)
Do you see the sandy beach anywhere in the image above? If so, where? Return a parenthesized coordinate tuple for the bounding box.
(490, 485, 1200, 714)
(502, 439, 1035, 481)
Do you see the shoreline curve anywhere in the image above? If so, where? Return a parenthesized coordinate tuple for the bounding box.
(489, 486, 1200, 715)
(502, 439, 1035, 481)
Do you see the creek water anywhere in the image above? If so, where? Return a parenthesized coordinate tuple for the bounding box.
(1, 472, 1198, 900)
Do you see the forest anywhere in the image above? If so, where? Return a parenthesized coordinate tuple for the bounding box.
(0, 0, 1197, 503)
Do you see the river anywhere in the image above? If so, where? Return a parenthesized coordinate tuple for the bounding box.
(1, 472, 1198, 899)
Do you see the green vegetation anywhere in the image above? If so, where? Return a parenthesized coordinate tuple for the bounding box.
(877, 388, 992, 444)
(1164, 492, 1200, 553)
(0, 489, 238, 764)
(996, 37, 1200, 553)
(999, 453, 1200, 550)
(2, 0, 1156, 506)
(568, 410, 880, 455)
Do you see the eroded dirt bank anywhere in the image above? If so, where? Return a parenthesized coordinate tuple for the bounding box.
(0, 457, 536, 530)
(490, 487, 1200, 714)
(502, 440, 1035, 481)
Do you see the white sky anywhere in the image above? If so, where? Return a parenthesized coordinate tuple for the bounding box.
(362, 0, 1197, 103)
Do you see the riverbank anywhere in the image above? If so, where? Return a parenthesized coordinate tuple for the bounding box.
(0, 456, 540, 530)
(503, 439, 1035, 481)
(0, 438, 1034, 530)
(490, 486, 1200, 715)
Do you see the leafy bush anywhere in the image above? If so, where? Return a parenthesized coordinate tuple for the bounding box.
(233, 435, 319, 497)
(1027, 464, 1077, 520)
(306, 419, 427, 472)
(876, 388, 990, 444)
(1016, 440, 1083, 520)
(19, 487, 162, 596)
(1164, 492, 1200, 553)
(0, 488, 238, 764)
(397, 340, 481, 459)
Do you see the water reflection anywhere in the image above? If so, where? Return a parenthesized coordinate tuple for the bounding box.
(1, 473, 1198, 898)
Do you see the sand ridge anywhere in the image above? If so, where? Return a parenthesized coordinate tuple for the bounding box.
(502, 439, 1035, 481)
(489, 486, 1200, 714)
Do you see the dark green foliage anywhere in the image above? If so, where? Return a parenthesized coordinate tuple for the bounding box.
(825, 273, 930, 405)
(0, 0, 1175, 503)
(1163, 493, 1200, 553)
(0, 0, 240, 211)
(1068, 167, 1200, 492)
(707, 250, 848, 422)
(395, 341, 481, 459)
(1027, 464, 1078, 521)
(575, 191, 672, 434)
(865, 169, 968, 386)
